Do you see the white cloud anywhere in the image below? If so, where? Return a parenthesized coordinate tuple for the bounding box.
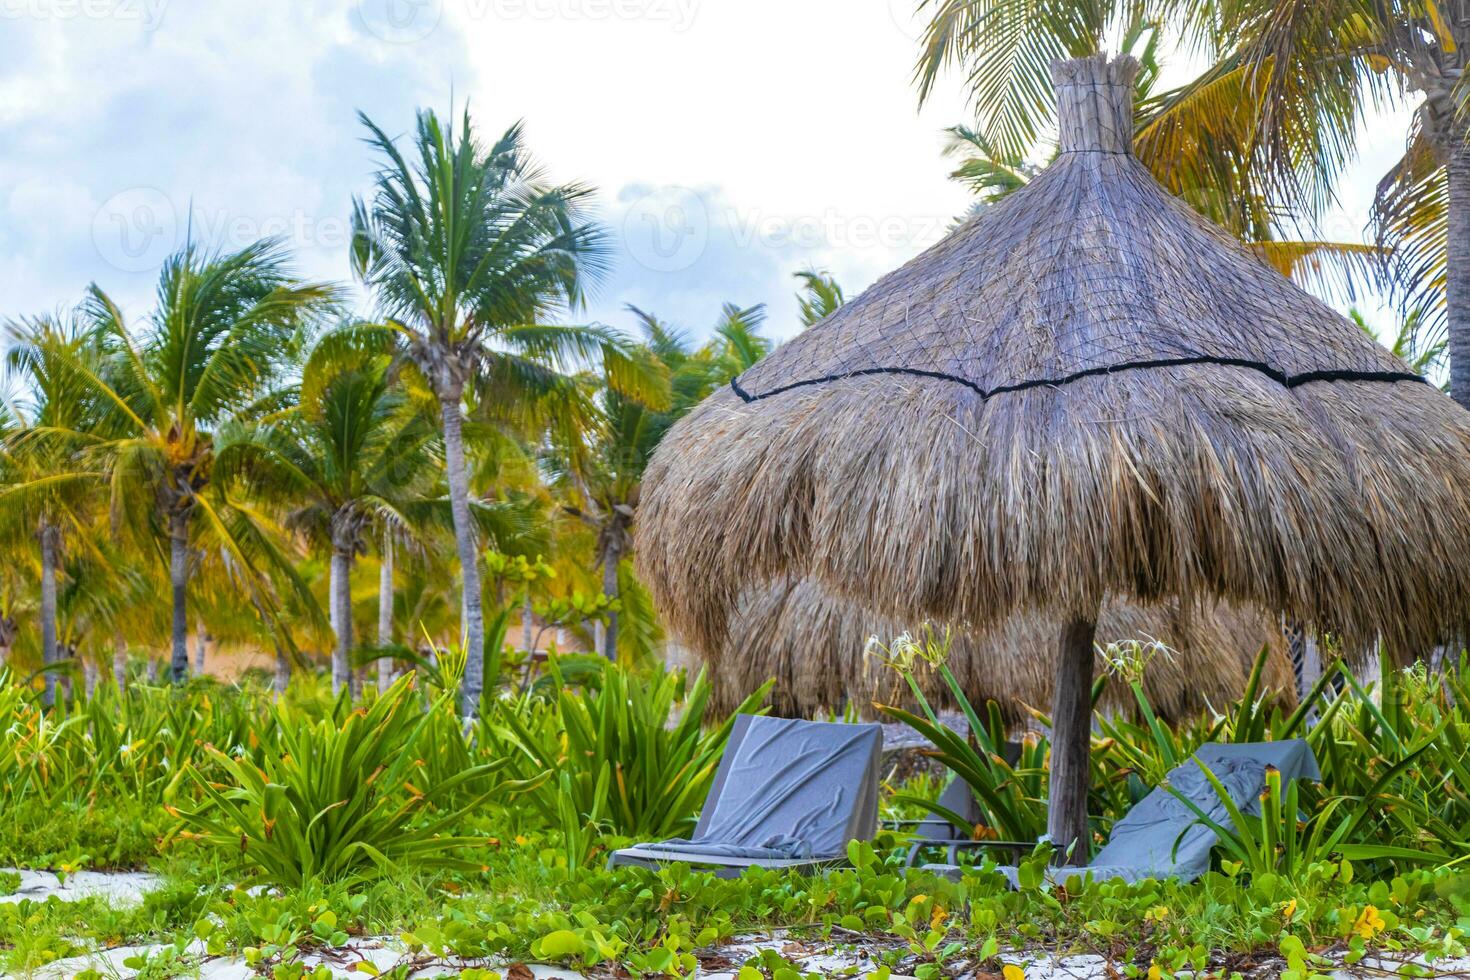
(0, 1, 471, 320)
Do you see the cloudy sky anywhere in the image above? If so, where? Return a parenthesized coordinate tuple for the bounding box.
(0, 0, 1417, 346)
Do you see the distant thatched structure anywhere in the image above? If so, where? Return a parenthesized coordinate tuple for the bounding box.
(708, 579, 1295, 724)
(638, 54, 1470, 857)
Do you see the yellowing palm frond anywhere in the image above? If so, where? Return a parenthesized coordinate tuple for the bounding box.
(1249, 240, 1382, 305)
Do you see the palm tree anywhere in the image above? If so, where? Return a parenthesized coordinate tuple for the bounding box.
(350, 107, 668, 715)
(911, 8, 1307, 234)
(1, 314, 114, 703)
(0, 407, 22, 672)
(1228, 5, 1470, 407)
(549, 319, 684, 659)
(223, 329, 441, 696)
(71, 240, 335, 683)
(53, 540, 135, 696)
(0, 593, 19, 670)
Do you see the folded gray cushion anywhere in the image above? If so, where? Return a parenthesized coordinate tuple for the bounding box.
(930, 740, 1320, 888)
(610, 715, 883, 870)
(1087, 753, 1263, 880)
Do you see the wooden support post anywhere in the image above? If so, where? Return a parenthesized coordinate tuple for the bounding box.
(1048, 615, 1098, 866)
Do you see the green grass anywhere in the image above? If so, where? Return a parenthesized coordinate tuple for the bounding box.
(0, 795, 169, 871)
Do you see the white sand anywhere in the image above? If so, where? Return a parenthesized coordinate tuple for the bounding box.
(0, 868, 160, 906)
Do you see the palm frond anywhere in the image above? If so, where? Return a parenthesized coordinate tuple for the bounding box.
(793, 269, 847, 328)
(1372, 124, 1445, 330)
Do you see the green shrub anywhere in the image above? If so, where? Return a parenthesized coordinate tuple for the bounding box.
(168, 676, 523, 886)
(872, 629, 1050, 842)
(484, 658, 771, 863)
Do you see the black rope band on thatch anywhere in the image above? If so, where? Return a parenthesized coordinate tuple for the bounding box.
(730, 356, 1428, 403)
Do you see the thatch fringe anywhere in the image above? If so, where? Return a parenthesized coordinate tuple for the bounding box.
(705, 578, 1295, 725)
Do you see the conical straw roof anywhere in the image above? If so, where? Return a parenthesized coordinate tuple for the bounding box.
(707, 578, 1296, 725)
(639, 54, 1470, 662)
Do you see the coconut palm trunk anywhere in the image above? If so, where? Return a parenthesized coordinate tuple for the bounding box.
(440, 393, 485, 717)
(40, 521, 60, 706)
(330, 514, 357, 698)
(600, 543, 621, 661)
(521, 594, 533, 652)
(168, 510, 191, 683)
(112, 630, 127, 691)
(330, 548, 353, 696)
(253, 596, 290, 696)
(377, 533, 394, 693)
(59, 647, 74, 702)
(1449, 141, 1470, 409)
(327, 555, 340, 638)
(194, 620, 208, 676)
(0, 614, 16, 670)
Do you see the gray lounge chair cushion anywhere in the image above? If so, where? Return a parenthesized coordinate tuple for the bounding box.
(612, 715, 882, 867)
(1085, 752, 1265, 879)
(927, 739, 1320, 887)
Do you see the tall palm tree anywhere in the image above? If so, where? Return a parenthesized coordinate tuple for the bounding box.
(549, 318, 686, 659)
(223, 329, 442, 696)
(350, 107, 665, 715)
(1, 314, 114, 703)
(70, 240, 335, 683)
(0, 405, 21, 672)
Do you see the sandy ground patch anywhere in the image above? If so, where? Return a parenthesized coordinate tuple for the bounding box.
(0, 869, 160, 906)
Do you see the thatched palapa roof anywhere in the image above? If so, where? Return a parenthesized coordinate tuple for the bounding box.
(708, 579, 1296, 724)
(638, 55, 1470, 662)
